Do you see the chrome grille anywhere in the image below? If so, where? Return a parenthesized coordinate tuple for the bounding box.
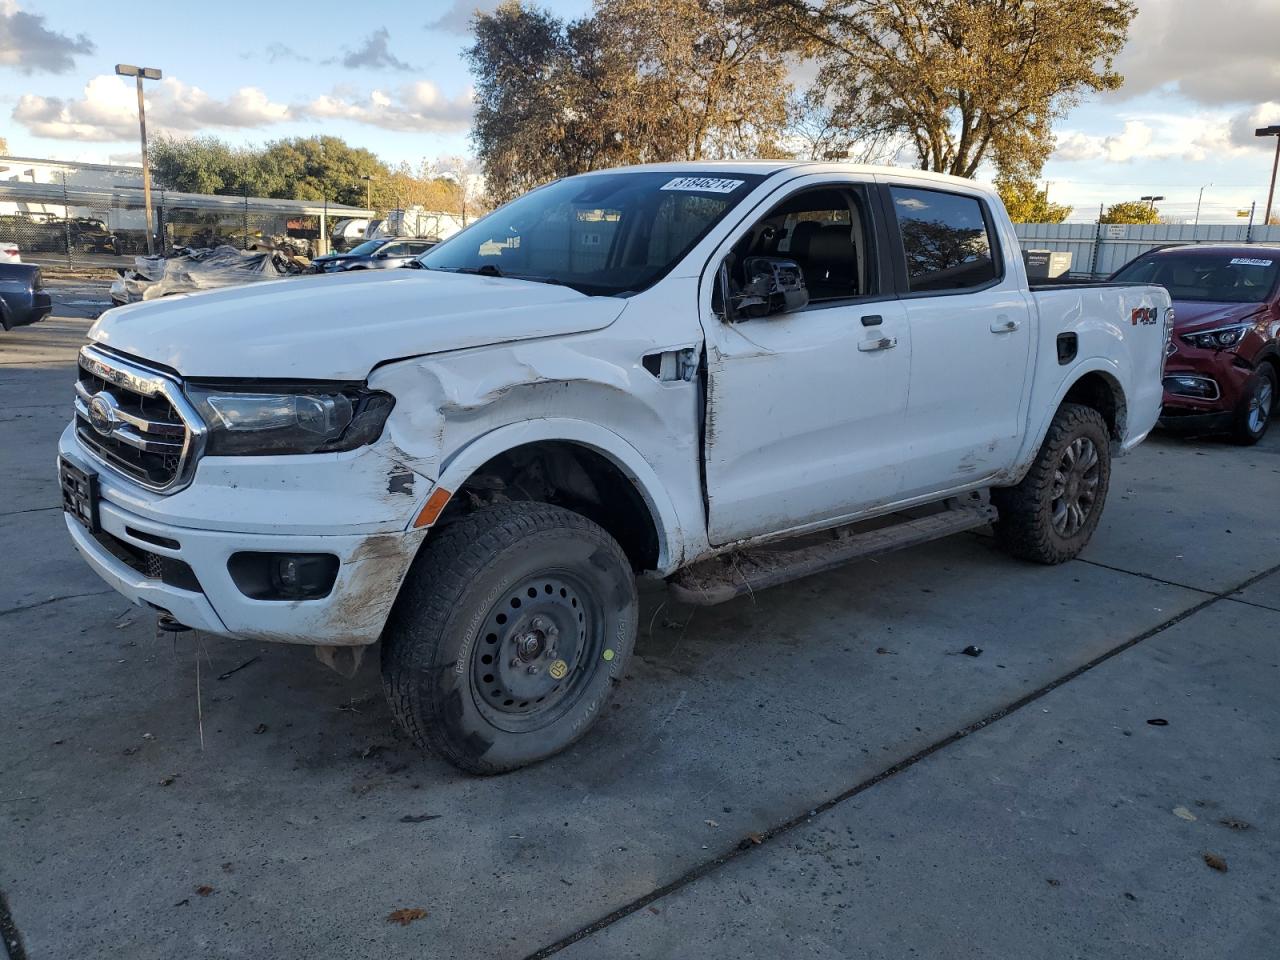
(73, 345, 205, 493)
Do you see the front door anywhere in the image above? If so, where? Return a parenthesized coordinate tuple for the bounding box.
(700, 178, 911, 545)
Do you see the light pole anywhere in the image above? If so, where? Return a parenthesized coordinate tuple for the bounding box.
(116, 64, 162, 256)
(1193, 183, 1212, 236)
(1140, 194, 1164, 213)
(360, 174, 374, 211)
(1256, 125, 1280, 225)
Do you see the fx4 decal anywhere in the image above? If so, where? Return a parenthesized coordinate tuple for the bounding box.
(1132, 306, 1159, 326)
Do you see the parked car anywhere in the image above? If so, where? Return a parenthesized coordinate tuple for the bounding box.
(0, 262, 52, 330)
(1112, 244, 1280, 443)
(1, 241, 19, 263)
(58, 162, 1170, 773)
(310, 237, 436, 273)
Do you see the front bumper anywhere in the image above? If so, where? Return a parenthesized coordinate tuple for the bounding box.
(1159, 346, 1255, 427)
(59, 425, 428, 646)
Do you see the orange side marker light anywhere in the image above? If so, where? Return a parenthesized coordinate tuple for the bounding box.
(413, 486, 453, 528)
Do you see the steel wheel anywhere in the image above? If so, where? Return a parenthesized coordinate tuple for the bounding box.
(470, 573, 602, 733)
(1049, 436, 1100, 537)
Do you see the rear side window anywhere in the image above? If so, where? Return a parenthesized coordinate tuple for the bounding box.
(889, 187, 998, 292)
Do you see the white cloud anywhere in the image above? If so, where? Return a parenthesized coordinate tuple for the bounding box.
(1052, 106, 1280, 166)
(1113, 0, 1280, 106)
(0, 1, 94, 74)
(425, 0, 502, 34)
(12, 74, 292, 141)
(302, 82, 473, 132)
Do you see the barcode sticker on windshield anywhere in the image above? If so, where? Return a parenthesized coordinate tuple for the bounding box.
(1230, 257, 1273, 266)
(661, 177, 745, 194)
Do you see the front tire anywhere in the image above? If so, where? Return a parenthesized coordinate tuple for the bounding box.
(1231, 365, 1276, 446)
(992, 403, 1112, 565)
(381, 501, 637, 775)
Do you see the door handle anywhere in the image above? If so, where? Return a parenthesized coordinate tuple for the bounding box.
(858, 336, 898, 352)
(990, 317, 1021, 333)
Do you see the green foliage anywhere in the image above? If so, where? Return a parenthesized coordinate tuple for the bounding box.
(996, 177, 1072, 224)
(1099, 200, 1161, 225)
(466, 0, 795, 204)
(149, 136, 468, 212)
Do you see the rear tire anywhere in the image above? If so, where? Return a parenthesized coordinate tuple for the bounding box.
(1231, 365, 1276, 446)
(992, 403, 1111, 565)
(381, 501, 637, 775)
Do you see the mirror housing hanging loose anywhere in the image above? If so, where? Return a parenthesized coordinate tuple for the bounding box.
(731, 257, 809, 320)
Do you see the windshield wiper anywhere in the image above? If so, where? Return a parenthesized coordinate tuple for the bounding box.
(453, 264, 505, 277)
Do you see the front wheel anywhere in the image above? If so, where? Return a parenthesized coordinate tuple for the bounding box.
(381, 501, 637, 774)
(991, 403, 1112, 564)
(1231, 365, 1276, 446)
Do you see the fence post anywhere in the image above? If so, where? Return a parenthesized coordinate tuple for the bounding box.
(243, 186, 250, 250)
(1246, 202, 1256, 243)
(61, 171, 72, 270)
(1089, 203, 1104, 278)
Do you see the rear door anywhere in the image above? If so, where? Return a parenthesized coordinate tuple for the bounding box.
(880, 180, 1033, 498)
(700, 175, 911, 545)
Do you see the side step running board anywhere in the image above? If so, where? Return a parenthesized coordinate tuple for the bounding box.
(669, 502, 997, 606)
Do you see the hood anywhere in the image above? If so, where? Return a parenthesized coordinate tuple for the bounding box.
(88, 269, 624, 380)
(1171, 300, 1265, 332)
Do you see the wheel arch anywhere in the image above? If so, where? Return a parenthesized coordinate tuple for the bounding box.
(422, 419, 684, 574)
(1011, 362, 1127, 484)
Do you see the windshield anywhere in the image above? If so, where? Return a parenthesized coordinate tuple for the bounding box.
(1113, 250, 1280, 304)
(345, 239, 386, 257)
(419, 171, 764, 296)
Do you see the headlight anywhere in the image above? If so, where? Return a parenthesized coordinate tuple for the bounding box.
(1181, 322, 1253, 350)
(185, 383, 394, 455)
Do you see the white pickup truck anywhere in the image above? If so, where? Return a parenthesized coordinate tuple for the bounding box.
(59, 162, 1171, 773)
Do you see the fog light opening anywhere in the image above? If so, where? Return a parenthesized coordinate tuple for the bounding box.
(228, 552, 340, 601)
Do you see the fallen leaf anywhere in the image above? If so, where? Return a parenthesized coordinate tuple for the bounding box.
(1146, 718, 1169, 727)
(737, 832, 764, 850)
(142, 733, 155, 740)
(704, 819, 719, 828)
(253, 723, 268, 735)
(960, 645, 983, 657)
(1046, 878, 1060, 887)
(875, 647, 896, 655)
(1172, 806, 1197, 822)
(386, 908, 427, 926)
(1219, 817, 1251, 831)
(1202, 852, 1228, 873)
(159, 775, 177, 787)
(648, 906, 660, 915)
(400, 814, 442, 823)
(195, 885, 214, 896)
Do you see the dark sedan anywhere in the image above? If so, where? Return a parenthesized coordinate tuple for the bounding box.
(0, 263, 52, 330)
(1113, 244, 1280, 444)
(311, 237, 437, 274)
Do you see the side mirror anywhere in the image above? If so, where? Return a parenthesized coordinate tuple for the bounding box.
(731, 257, 809, 320)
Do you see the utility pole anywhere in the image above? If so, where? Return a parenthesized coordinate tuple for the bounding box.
(1256, 125, 1280, 224)
(361, 174, 373, 211)
(116, 64, 162, 256)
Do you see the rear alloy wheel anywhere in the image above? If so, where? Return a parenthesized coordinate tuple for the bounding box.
(381, 501, 637, 774)
(992, 403, 1112, 564)
(1232, 365, 1276, 445)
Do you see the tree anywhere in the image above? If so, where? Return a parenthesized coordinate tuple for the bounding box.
(0, 136, 9, 155)
(748, 0, 1134, 180)
(466, 0, 796, 204)
(1099, 200, 1161, 225)
(996, 177, 1072, 223)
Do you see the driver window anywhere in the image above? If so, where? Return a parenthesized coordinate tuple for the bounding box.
(722, 185, 875, 313)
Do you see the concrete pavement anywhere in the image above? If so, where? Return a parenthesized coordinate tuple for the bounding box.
(1, 285, 1277, 959)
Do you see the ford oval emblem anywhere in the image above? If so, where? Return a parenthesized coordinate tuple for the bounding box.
(87, 391, 120, 438)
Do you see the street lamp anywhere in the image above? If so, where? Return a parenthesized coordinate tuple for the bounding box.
(1193, 184, 1212, 232)
(116, 64, 162, 256)
(1256, 125, 1280, 225)
(360, 174, 374, 210)
(1140, 195, 1164, 212)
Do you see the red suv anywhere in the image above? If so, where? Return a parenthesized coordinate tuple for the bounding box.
(1112, 245, 1280, 444)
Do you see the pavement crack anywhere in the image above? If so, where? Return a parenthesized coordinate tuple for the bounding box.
(521, 558, 1280, 960)
(0, 590, 116, 618)
(1072, 556, 1216, 594)
(0, 888, 28, 960)
(0, 506, 60, 519)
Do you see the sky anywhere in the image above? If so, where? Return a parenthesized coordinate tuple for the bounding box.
(3, 0, 1279, 223)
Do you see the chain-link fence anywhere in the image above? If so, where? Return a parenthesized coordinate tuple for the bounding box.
(0, 170, 369, 271)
